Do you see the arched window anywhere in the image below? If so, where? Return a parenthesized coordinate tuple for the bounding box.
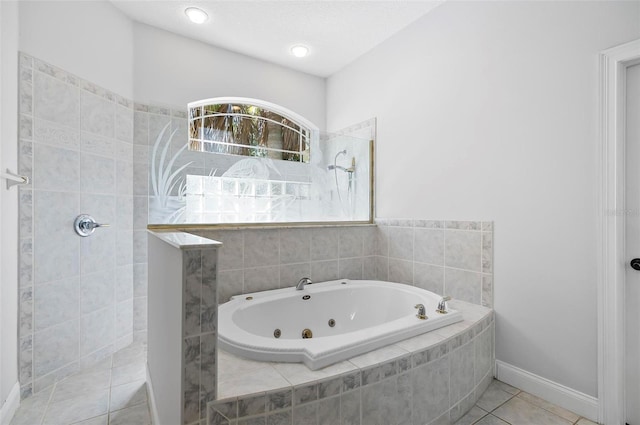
(188, 97, 318, 163)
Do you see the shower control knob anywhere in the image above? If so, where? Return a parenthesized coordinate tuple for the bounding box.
(74, 214, 109, 237)
(630, 258, 640, 271)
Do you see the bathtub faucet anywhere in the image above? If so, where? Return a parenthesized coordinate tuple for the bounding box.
(436, 296, 451, 314)
(296, 277, 313, 290)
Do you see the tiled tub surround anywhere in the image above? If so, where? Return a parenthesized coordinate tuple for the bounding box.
(209, 300, 494, 425)
(190, 225, 378, 303)
(147, 232, 221, 425)
(375, 220, 494, 308)
(18, 52, 136, 397)
(190, 220, 493, 309)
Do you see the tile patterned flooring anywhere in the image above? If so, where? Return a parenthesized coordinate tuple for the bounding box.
(11, 341, 598, 425)
(455, 380, 597, 425)
(10, 342, 149, 425)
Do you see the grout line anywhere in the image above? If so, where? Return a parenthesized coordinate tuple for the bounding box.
(443, 227, 447, 296)
(412, 226, 416, 287)
(38, 378, 57, 425)
(485, 389, 517, 414)
(106, 355, 114, 425)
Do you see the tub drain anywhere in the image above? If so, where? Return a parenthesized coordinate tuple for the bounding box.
(274, 329, 281, 338)
(302, 329, 313, 339)
(328, 319, 336, 327)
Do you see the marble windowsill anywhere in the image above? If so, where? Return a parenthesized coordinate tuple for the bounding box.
(147, 230, 222, 250)
(217, 299, 492, 400)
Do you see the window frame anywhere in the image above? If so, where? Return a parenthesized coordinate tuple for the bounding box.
(188, 97, 319, 162)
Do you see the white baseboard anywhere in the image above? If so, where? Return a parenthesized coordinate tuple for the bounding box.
(495, 360, 599, 422)
(146, 364, 160, 425)
(0, 381, 20, 425)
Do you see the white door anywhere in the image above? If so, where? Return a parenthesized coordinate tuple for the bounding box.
(626, 62, 640, 425)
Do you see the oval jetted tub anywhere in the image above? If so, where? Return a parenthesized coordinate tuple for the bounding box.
(218, 279, 463, 370)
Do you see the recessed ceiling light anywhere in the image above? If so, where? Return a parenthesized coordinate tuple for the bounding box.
(290, 44, 310, 58)
(185, 7, 208, 24)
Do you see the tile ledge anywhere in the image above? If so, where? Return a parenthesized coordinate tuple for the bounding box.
(147, 230, 222, 250)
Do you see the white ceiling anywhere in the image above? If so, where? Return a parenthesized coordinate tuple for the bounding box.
(110, 1, 443, 77)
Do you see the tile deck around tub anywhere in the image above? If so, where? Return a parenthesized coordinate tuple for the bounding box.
(217, 299, 491, 399)
(210, 300, 496, 425)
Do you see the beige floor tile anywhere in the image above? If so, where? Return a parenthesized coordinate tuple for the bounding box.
(50, 368, 111, 403)
(111, 361, 146, 386)
(490, 379, 520, 395)
(42, 389, 109, 425)
(110, 380, 148, 412)
(454, 406, 488, 425)
(112, 343, 146, 368)
(11, 342, 152, 425)
(10, 386, 53, 425)
(476, 385, 514, 412)
(108, 403, 151, 425)
(476, 414, 510, 425)
(516, 392, 580, 423)
(70, 414, 108, 425)
(493, 397, 573, 425)
(576, 419, 598, 425)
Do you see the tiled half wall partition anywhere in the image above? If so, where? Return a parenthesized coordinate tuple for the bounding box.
(147, 232, 220, 425)
(18, 53, 137, 397)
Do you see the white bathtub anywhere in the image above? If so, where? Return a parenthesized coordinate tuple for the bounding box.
(218, 279, 463, 370)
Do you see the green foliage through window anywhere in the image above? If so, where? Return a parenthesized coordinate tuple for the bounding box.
(189, 103, 311, 162)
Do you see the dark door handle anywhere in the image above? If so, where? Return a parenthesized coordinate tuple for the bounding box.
(630, 258, 640, 270)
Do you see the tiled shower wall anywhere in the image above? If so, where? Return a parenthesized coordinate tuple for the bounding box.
(132, 104, 190, 343)
(18, 53, 135, 397)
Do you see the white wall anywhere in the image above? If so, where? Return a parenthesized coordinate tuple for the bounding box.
(133, 23, 326, 129)
(326, 0, 640, 397)
(19, 0, 134, 98)
(1, 0, 20, 417)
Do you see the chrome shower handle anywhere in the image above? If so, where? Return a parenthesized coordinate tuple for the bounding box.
(82, 221, 109, 230)
(74, 214, 110, 237)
